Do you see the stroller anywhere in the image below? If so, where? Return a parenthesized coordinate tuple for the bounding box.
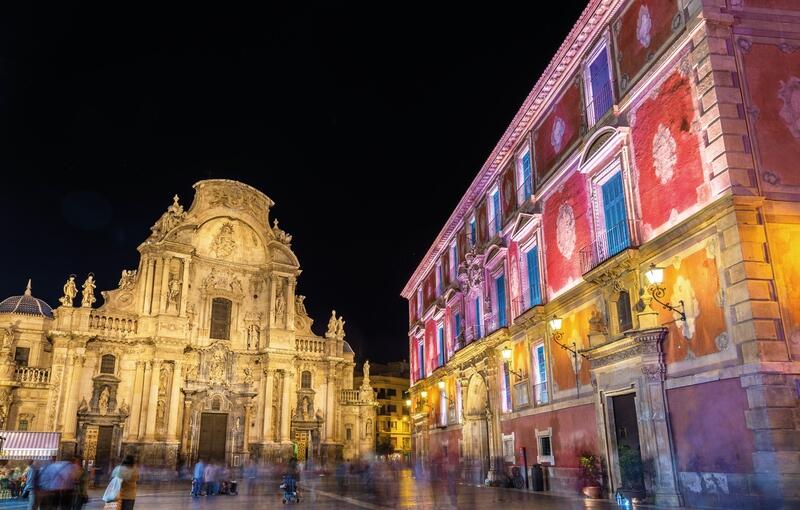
(280, 474, 300, 504)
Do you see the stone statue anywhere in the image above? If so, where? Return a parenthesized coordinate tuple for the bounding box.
(247, 324, 259, 350)
(336, 316, 346, 339)
(149, 194, 187, 240)
(272, 219, 293, 246)
(81, 274, 96, 308)
(361, 360, 372, 390)
(167, 278, 182, 308)
(78, 396, 89, 414)
(119, 399, 130, 416)
(156, 399, 166, 428)
(243, 366, 253, 385)
(295, 295, 307, 317)
(209, 350, 226, 385)
(326, 310, 338, 338)
(159, 366, 170, 393)
(274, 280, 286, 323)
(185, 363, 198, 382)
(98, 387, 110, 415)
(315, 408, 323, 421)
(118, 270, 137, 290)
(59, 275, 78, 307)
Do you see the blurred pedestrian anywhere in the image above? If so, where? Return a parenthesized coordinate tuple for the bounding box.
(111, 455, 139, 510)
(191, 458, 205, 497)
(22, 460, 39, 510)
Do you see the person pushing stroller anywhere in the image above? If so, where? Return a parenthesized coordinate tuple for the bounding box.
(279, 458, 300, 504)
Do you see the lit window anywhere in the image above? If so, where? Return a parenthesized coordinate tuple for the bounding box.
(516, 148, 533, 204)
(488, 187, 502, 237)
(600, 169, 631, 258)
(210, 298, 232, 340)
(585, 41, 614, 126)
(532, 342, 549, 406)
(469, 216, 477, 248)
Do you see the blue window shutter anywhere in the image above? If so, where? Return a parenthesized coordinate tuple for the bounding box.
(526, 247, 542, 307)
(536, 345, 547, 382)
(418, 343, 425, 379)
(521, 152, 533, 200)
(470, 220, 477, 247)
(454, 313, 461, 340)
(496, 275, 507, 327)
(492, 191, 502, 234)
(601, 172, 630, 256)
(438, 327, 445, 366)
(474, 299, 481, 338)
(590, 49, 612, 120)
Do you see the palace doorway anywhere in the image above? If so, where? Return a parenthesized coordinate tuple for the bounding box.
(611, 393, 645, 492)
(198, 413, 228, 462)
(463, 374, 489, 484)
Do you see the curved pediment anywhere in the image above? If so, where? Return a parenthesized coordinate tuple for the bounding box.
(193, 217, 269, 266)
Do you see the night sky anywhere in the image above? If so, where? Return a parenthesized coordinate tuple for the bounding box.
(0, 3, 586, 364)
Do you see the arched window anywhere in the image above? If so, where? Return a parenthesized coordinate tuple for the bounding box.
(100, 354, 116, 374)
(617, 290, 633, 332)
(210, 298, 232, 340)
(301, 371, 312, 389)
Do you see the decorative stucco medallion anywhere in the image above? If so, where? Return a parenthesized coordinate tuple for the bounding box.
(556, 203, 576, 259)
(636, 4, 653, 48)
(778, 76, 800, 139)
(652, 123, 677, 184)
(211, 222, 236, 259)
(551, 116, 566, 153)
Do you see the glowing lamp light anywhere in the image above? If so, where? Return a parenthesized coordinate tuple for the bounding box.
(405, 399, 412, 407)
(437, 380, 446, 390)
(420, 390, 428, 399)
(549, 316, 563, 331)
(501, 346, 513, 360)
(645, 264, 664, 286)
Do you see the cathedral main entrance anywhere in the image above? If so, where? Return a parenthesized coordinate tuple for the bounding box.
(198, 413, 228, 462)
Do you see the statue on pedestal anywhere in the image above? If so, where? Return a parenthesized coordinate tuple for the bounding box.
(59, 275, 78, 307)
(81, 274, 96, 308)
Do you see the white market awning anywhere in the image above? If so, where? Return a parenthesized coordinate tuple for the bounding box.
(0, 431, 61, 460)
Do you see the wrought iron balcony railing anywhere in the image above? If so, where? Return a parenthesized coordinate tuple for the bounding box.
(579, 218, 638, 274)
(533, 381, 550, 407)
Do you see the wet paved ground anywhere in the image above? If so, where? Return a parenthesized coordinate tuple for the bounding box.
(0, 469, 683, 509)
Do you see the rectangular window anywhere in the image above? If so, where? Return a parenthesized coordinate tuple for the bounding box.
(436, 262, 444, 296)
(501, 362, 512, 412)
(418, 342, 425, 380)
(416, 287, 423, 318)
(489, 188, 502, 237)
(526, 246, 542, 308)
(469, 217, 477, 248)
(536, 427, 554, 464)
(14, 347, 30, 367)
(473, 298, 482, 339)
(502, 433, 516, 463)
(387, 388, 397, 397)
(532, 342, 549, 406)
(450, 242, 459, 281)
(18, 419, 28, 431)
(437, 325, 445, 366)
(517, 149, 534, 204)
(587, 45, 613, 124)
(453, 312, 462, 347)
(495, 274, 507, 328)
(601, 171, 630, 257)
(346, 426, 352, 441)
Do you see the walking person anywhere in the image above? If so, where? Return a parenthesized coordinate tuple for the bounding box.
(110, 455, 139, 510)
(191, 458, 205, 497)
(22, 460, 39, 510)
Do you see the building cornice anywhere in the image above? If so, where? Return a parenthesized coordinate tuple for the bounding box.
(401, 0, 624, 298)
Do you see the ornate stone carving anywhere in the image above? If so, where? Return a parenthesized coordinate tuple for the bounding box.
(98, 387, 110, 415)
(641, 365, 666, 382)
(295, 295, 308, 317)
(326, 310, 338, 338)
(150, 195, 187, 240)
(274, 278, 286, 326)
(458, 248, 485, 295)
(59, 275, 78, 307)
(202, 268, 244, 296)
(247, 325, 260, 350)
(211, 222, 237, 259)
(167, 277, 182, 310)
(208, 350, 227, 386)
(81, 274, 96, 308)
(118, 270, 137, 290)
(207, 184, 266, 221)
(272, 219, 293, 246)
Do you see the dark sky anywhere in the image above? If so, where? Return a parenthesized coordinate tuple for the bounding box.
(0, 2, 586, 363)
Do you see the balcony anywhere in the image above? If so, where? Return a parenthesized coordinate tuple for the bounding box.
(533, 381, 550, 406)
(513, 380, 530, 409)
(15, 366, 50, 385)
(579, 218, 638, 274)
(296, 337, 326, 354)
(88, 312, 138, 337)
(586, 80, 615, 127)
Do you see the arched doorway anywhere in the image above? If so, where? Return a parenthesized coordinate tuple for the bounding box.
(463, 374, 490, 484)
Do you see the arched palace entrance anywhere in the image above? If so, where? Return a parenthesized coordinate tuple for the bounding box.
(462, 374, 490, 484)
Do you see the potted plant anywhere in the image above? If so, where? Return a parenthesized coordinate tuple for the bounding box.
(579, 453, 603, 499)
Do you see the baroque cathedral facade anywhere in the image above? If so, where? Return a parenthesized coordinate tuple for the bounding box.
(0, 179, 376, 471)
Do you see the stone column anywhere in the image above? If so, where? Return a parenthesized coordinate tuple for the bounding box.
(286, 277, 296, 332)
(244, 403, 253, 448)
(143, 258, 156, 315)
(324, 363, 336, 441)
(138, 361, 153, 440)
(262, 369, 275, 442)
(483, 360, 503, 482)
(179, 258, 190, 317)
(167, 361, 183, 441)
(137, 256, 150, 315)
(159, 257, 171, 314)
(144, 359, 162, 440)
(62, 353, 85, 441)
(280, 370, 293, 443)
(128, 361, 145, 440)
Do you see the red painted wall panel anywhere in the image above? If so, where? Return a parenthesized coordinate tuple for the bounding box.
(423, 272, 436, 310)
(477, 200, 488, 244)
(668, 378, 754, 473)
(542, 170, 591, 297)
(508, 240, 522, 318)
(424, 320, 436, 376)
(457, 227, 468, 262)
(534, 81, 583, 181)
(500, 403, 598, 468)
(501, 163, 517, 223)
(631, 70, 706, 241)
(741, 42, 800, 189)
(615, 0, 680, 92)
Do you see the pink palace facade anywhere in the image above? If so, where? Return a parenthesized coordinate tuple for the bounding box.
(401, 0, 800, 507)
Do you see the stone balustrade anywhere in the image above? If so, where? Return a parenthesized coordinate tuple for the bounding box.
(340, 389, 362, 404)
(15, 366, 51, 384)
(88, 312, 138, 336)
(296, 337, 326, 354)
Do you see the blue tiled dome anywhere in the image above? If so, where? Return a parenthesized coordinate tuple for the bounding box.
(0, 281, 54, 319)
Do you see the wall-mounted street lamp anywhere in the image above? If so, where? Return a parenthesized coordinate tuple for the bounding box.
(549, 315, 588, 397)
(501, 346, 526, 379)
(644, 264, 686, 323)
(405, 399, 412, 407)
(420, 390, 428, 399)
